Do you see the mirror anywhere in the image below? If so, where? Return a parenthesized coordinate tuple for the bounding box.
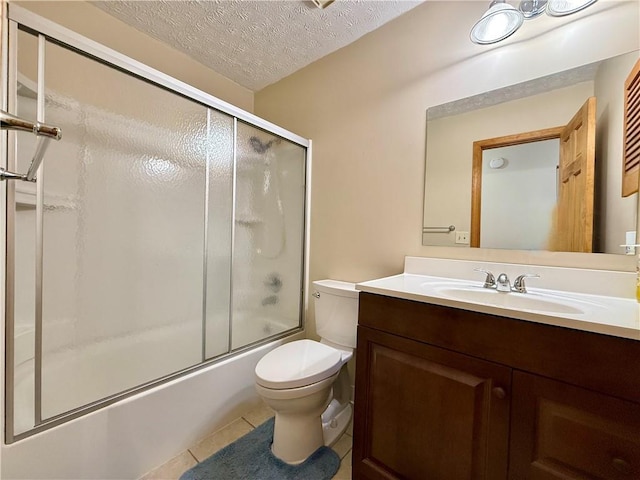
(422, 50, 640, 254)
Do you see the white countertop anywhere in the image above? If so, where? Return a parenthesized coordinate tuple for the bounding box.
(356, 265, 640, 341)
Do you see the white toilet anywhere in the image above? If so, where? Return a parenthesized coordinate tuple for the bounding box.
(254, 279, 359, 464)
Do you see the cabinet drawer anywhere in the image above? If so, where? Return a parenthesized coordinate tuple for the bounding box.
(509, 371, 640, 479)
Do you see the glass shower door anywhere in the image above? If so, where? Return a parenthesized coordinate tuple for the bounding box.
(204, 111, 234, 360)
(5, 15, 307, 441)
(34, 39, 231, 421)
(231, 122, 306, 349)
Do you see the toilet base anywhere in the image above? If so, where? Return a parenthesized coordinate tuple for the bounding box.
(270, 397, 353, 465)
(322, 400, 352, 447)
(271, 408, 327, 465)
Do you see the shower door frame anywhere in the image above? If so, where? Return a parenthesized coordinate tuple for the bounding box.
(2, 3, 312, 443)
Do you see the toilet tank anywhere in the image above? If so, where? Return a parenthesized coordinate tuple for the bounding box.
(313, 279, 359, 349)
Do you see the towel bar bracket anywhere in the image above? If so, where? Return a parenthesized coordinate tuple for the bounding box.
(0, 167, 31, 182)
(0, 109, 62, 182)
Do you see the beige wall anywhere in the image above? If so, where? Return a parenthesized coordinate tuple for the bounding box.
(13, 1, 254, 112)
(595, 52, 639, 253)
(255, 0, 640, 337)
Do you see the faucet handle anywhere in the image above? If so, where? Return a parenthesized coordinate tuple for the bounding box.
(513, 274, 540, 293)
(474, 268, 496, 288)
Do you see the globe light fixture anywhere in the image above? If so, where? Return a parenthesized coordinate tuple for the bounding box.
(547, 0, 598, 16)
(471, 0, 599, 44)
(470, 0, 525, 45)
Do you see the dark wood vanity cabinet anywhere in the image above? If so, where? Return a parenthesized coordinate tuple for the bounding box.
(352, 293, 640, 480)
(510, 372, 640, 479)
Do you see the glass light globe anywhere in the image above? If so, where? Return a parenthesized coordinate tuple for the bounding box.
(547, 0, 598, 16)
(471, 2, 525, 45)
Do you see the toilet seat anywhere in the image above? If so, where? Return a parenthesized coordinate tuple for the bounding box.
(255, 339, 342, 389)
(255, 371, 340, 400)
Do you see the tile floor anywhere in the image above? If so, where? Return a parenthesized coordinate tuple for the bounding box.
(140, 402, 353, 480)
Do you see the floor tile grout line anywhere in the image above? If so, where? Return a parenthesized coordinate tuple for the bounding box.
(240, 416, 257, 429)
(187, 449, 199, 464)
(340, 447, 352, 460)
(191, 416, 255, 454)
(191, 418, 242, 452)
(241, 415, 257, 429)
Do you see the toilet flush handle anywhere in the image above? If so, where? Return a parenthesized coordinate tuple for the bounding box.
(312, 292, 320, 298)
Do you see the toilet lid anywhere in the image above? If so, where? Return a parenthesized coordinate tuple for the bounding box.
(255, 339, 342, 389)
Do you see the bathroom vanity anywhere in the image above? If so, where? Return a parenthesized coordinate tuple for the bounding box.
(352, 258, 640, 480)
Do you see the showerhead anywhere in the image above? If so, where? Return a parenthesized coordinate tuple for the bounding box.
(249, 136, 275, 154)
(249, 136, 273, 154)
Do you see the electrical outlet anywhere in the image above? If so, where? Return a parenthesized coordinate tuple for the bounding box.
(455, 231, 470, 245)
(625, 231, 636, 255)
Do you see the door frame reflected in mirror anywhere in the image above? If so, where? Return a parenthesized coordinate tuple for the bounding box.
(471, 126, 563, 248)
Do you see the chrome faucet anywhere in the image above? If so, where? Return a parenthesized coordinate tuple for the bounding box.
(496, 273, 511, 292)
(475, 269, 540, 293)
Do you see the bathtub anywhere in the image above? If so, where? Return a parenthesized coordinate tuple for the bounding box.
(3, 323, 303, 479)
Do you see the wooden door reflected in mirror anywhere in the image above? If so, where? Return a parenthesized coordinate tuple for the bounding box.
(471, 97, 596, 252)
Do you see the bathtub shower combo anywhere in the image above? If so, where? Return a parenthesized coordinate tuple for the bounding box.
(1, 4, 309, 464)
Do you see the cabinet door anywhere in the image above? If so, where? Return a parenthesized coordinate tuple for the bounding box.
(353, 326, 511, 480)
(509, 371, 640, 479)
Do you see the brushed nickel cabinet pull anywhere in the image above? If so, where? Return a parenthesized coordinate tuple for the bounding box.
(492, 387, 507, 399)
(611, 457, 632, 475)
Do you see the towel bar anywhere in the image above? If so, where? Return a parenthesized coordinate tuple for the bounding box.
(0, 109, 62, 182)
(423, 225, 455, 233)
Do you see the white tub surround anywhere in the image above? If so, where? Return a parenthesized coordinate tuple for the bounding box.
(356, 256, 639, 340)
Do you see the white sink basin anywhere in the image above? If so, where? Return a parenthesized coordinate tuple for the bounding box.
(429, 285, 588, 315)
(356, 264, 640, 340)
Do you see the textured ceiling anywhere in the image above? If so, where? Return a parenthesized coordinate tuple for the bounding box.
(93, 0, 424, 91)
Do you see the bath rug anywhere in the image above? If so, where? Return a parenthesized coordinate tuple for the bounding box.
(179, 417, 340, 480)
